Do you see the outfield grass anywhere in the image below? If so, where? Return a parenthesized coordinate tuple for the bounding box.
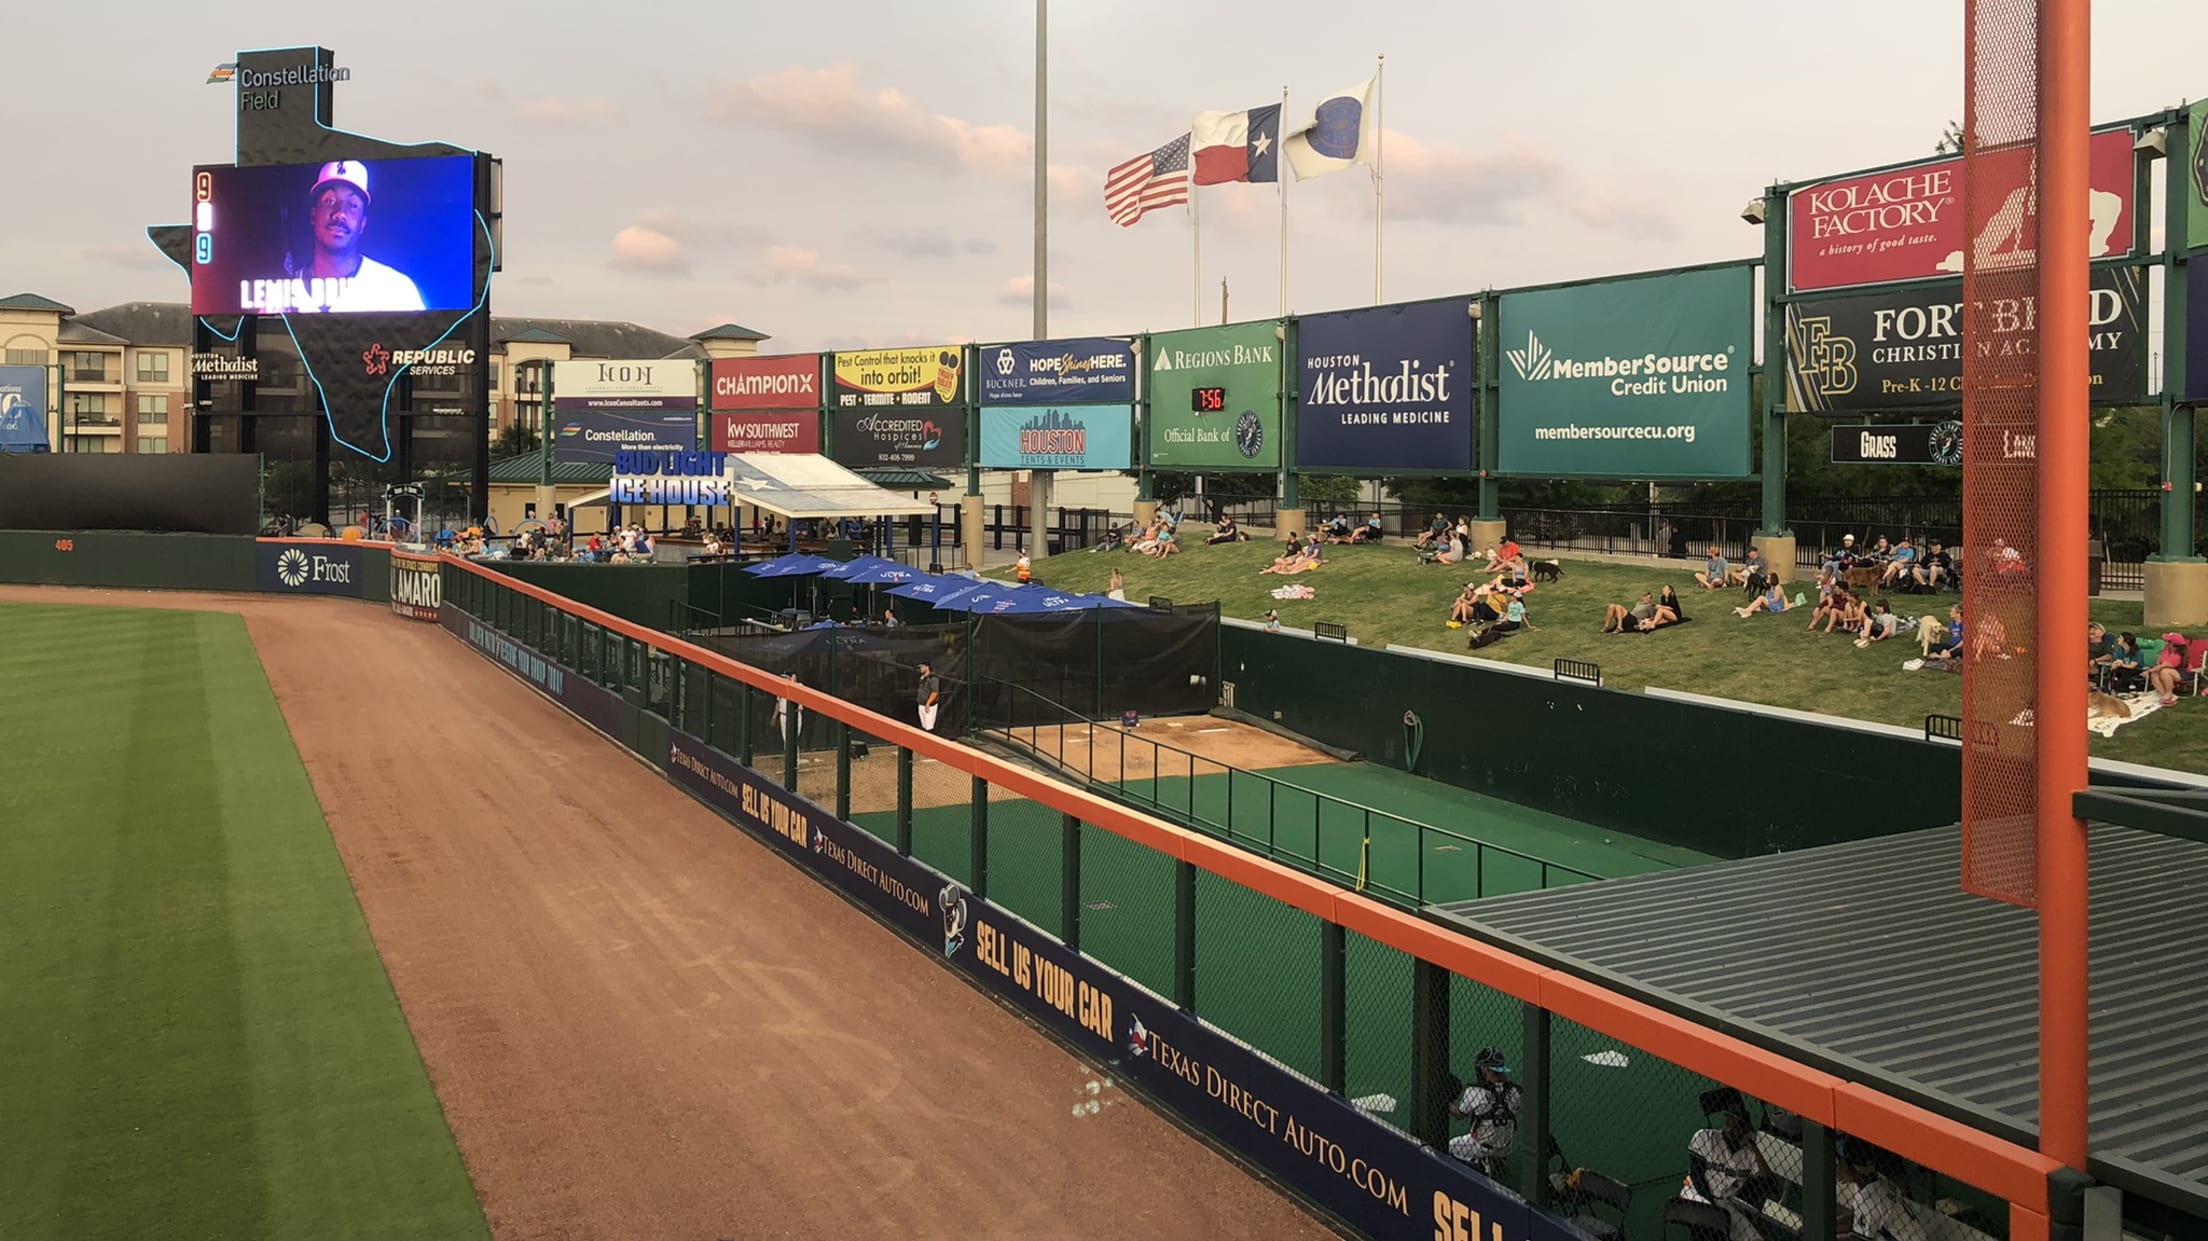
(989, 541, 2208, 775)
(0, 603, 488, 1241)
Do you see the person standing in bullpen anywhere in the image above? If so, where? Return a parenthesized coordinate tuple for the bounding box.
(296, 161, 428, 312)
(916, 662, 942, 733)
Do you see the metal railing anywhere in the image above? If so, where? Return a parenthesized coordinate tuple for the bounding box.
(973, 677, 1600, 909)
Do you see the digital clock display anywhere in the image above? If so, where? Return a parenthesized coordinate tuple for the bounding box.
(1191, 386, 1226, 413)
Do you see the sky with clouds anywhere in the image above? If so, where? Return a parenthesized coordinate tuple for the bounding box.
(8, 0, 2200, 354)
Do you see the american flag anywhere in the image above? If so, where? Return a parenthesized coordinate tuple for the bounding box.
(1104, 134, 1190, 228)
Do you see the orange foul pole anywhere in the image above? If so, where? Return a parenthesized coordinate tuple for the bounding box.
(2035, 0, 2091, 1173)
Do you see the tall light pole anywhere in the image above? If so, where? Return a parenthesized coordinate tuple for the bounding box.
(1028, 0, 1051, 563)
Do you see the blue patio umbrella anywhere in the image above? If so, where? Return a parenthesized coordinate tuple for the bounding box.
(887, 576, 982, 604)
(744, 553, 844, 578)
(838, 559, 922, 586)
(822, 555, 900, 580)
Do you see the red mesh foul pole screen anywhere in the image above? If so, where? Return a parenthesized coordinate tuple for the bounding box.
(1963, 0, 2092, 1174)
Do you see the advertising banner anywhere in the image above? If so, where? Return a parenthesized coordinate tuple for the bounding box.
(833, 346, 964, 409)
(1787, 127, 2136, 293)
(1829, 421, 1963, 466)
(255, 540, 366, 597)
(443, 607, 623, 740)
(830, 408, 966, 470)
(979, 405, 1134, 470)
(390, 551, 443, 621)
(0, 365, 48, 453)
(978, 337, 1137, 405)
(710, 354, 822, 412)
(1145, 321, 1283, 470)
(657, 727, 1550, 1241)
(2189, 259, 2208, 404)
(609, 449, 733, 506)
(190, 353, 259, 382)
(711, 411, 821, 454)
(553, 409, 698, 464)
(1295, 301, 1474, 473)
(2190, 101, 2208, 254)
(1496, 266, 1753, 479)
(1786, 266, 2146, 413)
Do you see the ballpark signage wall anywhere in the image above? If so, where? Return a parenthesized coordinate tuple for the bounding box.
(2190, 259, 2208, 404)
(1786, 267, 2147, 413)
(978, 337, 1136, 405)
(830, 409, 966, 471)
(1786, 126, 2137, 294)
(711, 412, 821, 454)
(978, 405, 1134, 470)
(1146, 322, 1283, 470)
(441, 606, 622, 740)
(1295, 301, 1475, 473)
(0, 365, 47, 451)
(654, 726, 1561, 1241)
(1496, 267, 1753, 479)
(390, 551, 443, 621)
(2190, 101, 2208, 256)
(833, 346, 964, 409)
(553, 359, 702, 465)
(255, 540, 367, 597)
(710, 354, 821, 412)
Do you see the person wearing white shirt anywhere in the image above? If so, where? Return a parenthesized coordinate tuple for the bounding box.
(1681, 1110, 1776, 1241)
(283, 161, 429, 313)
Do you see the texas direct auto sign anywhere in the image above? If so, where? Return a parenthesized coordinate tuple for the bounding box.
(1786, 267, 2145, 413)
(1296, 301, 1473, 473)
(710, 354, 820, 412)
(978, 337, 1136, 405)
(1787, 127, 2137, 293)
(1496, 266, 1753, 479)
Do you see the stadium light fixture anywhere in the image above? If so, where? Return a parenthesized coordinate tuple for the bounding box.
(1740, 198, 1767, 226)
(2134, 126, 2168, 158)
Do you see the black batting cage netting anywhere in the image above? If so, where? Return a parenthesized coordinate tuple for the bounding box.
(698, 606, 1221, 740)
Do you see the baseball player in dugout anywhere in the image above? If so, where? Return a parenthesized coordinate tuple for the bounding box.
(295, 161, 427, 312)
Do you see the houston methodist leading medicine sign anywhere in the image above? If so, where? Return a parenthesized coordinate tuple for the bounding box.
(1295, 301, 1474, 473)
(1787, 127, 2137, 294)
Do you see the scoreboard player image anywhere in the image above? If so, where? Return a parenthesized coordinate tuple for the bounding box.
(191, 155, 477, 317)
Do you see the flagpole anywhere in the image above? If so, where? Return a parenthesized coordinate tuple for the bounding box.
(1373, 52, 1385, 305)
(1279, 84, 1290, 318)
(1192, 182, 1202, 328)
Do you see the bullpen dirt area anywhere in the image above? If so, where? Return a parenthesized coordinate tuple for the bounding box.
(0, 587, 1336, 1241)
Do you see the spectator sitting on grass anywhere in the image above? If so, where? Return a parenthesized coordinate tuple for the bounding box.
(1261, 538, 1320, 575)
(1913, 540, 1953, 591)
(1323, 513, 1355, 543)
(1416, 514, 1450, 550)
(1807, 585, 1850, 634)
(1351, 512, 1385, 544)
(1855, 600, 1902, 648)
(1129, 522, 1164, 555)
(1421, 530, 1467, 567)
(1205, 514, 1244, 545)
(2149, 633, 2195, 705)
(1482, 539, 1525, 575)
(1971, 610, 2012, 662)
(1447, 582, 1482, 629)
(2100, 631, 2144, 689)
(1729, 546, 1765, 589)
(1881, 537, 1918, 588)
(1695, 546, 1731, 590)
(1734, 578, 1793, 618)
(1659, 585, 1687, 624)
(1838, 590, 1871, 637)
(1913, 605, 1965, 666)
(1602, 592, 1661, 633)
(1141, 524, 1180, 559)
(1491, 592, 1535, 635)
(2086, 621, 2110, 670)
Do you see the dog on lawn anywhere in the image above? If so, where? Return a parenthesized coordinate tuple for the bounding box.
(2087, 690, 2133, 720)
(1531, 560, 1563, 584)
(1843, 565, 1884, 596)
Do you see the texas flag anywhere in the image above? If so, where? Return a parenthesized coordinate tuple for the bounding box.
(1191, 104, 1282, 185)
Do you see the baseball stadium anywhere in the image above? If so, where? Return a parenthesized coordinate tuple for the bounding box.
(7, 10, 2208, 1241)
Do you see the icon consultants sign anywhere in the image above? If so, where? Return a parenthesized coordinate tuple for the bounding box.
(1495, 266, 1753, 479)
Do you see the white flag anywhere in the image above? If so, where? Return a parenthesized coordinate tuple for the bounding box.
(1282, 78, 1375, 180)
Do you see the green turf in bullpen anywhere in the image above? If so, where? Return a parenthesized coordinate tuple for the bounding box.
(0, 603, 489, 1241)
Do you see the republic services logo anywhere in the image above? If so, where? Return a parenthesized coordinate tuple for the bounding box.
(1507, 331, 1557, 382)
(995, 347, 1016, 377)
(275, 548, 311, 587)
(362, 343, 391, 377)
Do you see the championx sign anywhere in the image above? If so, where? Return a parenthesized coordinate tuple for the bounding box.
(609, 450, 732, 505)
(710, 354, 821, 411)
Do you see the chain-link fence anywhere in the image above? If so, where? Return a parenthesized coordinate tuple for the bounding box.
(445, 561, 2054, 1241)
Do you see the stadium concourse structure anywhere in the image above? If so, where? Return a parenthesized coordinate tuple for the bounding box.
(565, 451, 935, 547)
(1430, 823, 2208, 1237)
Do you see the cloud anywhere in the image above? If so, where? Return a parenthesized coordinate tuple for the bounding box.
(996, 275, 1069, 309)
(83, 241, 177, 272)
(866, 230, 957, 259)
(961, 238, 998, 255)
(764, 245, 862, 290)
(1364, 129, 1681, 242)
(514, 96, 619, 126)
(711, 62, 1030, 176)
(611, 225, 690, 275)
(1046, 163, 1101, 202)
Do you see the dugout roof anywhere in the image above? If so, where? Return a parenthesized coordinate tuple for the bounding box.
(1427, 821, 2208, 1222)
(571, 453, 936, 520)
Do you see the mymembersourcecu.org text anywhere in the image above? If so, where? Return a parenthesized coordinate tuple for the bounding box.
(1531, 423, 1698, 444)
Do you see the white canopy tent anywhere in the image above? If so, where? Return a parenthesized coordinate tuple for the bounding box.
(569, 453, 936, 520)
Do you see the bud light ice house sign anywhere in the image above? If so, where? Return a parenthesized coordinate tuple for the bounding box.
(1295, 301, 1475, 473)
(610, 450, 733, 505)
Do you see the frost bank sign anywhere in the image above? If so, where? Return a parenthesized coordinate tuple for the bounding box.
(1496, 265, 1753, 479)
